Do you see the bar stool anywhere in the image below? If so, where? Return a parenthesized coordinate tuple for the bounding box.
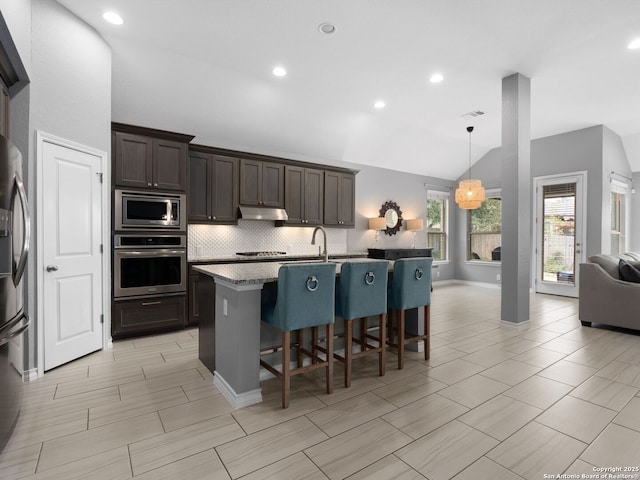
(334, 260, 389, 387)
(387, 257, 433, 369)
(260, 263, 336, 408)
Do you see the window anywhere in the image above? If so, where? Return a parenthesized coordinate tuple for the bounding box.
(611, 180, 627, 255)
(468, 191, 501, 261)
(426, 191, 448, 260)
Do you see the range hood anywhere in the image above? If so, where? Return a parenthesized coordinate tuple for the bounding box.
(238, 206, 288, 221)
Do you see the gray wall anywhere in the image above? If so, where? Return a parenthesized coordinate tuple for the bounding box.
(631, 172, 640, 252)
(23, 0, 112, 371)
(341, 161, 455, 281)
(454, 125, 621, 285)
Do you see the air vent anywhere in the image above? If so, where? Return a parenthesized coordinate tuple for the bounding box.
(463, 110, 485, 118)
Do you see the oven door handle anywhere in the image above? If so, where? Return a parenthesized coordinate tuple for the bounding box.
(117, 250, 185, 256)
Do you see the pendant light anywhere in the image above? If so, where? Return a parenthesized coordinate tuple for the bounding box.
(455, 126, 485, 209)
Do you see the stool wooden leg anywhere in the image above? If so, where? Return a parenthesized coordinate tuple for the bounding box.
(282, 330, 291, 409)
(344, 319, 353, 388)
(379, 313, 386, 377)
(398, 309, 405, 370)
(326, 323, 334, 394)
(424, 305, 430, 361)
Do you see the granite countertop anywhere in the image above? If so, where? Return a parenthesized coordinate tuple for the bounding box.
(193, 257, 391, 286)
(188, 251, 368, 264)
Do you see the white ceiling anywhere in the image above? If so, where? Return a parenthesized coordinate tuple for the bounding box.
(57, 0, 640, 180)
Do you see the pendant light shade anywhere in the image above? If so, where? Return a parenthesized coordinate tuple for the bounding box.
(455, 126, 485, 210)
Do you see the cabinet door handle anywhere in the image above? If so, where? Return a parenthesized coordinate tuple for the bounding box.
(208, 216, 212, 219)
(142, 301, 162, 306)
(212, 216, 216, 220)
(153, 183, 159, 187)
(147, 182, 152, 187)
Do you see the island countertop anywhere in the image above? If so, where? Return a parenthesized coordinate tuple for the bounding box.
(193, 257, 391, 286)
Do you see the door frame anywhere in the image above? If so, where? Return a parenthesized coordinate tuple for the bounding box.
(36, 131, 110, 377)
(532, 171, 588, 297)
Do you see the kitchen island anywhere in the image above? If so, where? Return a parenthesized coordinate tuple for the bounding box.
(194, 258, 390, 408)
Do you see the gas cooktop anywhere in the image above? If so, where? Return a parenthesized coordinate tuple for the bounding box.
(235, 251, 287, 257)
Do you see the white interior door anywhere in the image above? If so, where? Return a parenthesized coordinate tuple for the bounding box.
(534, 173, 586, 297)
(42, 141, 104, 370)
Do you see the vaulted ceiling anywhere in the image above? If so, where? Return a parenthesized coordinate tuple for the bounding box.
(57, 0, 640, 179)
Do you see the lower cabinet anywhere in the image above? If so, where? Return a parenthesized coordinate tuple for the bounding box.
(112, 294, 186, 339)
(196, 272, 216, 373)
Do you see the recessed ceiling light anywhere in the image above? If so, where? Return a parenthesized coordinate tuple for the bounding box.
(374, 100, 386, 109)
(272, 66, 287, 77)
(318, 23, 336, 34)
(430, 73, 444, 83)
(102, 11, 124, 25)
(628, 38, 640, 50)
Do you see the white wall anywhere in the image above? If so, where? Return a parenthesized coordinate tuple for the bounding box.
(454, 125, 620, 285)
(0, 0, 31, 77)
(24, 0, 111, 371)
(631, 172, 640, 253)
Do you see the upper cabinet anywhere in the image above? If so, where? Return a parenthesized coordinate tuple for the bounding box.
(112, 123, 194, 192)
(284, 166, 324, 225)
(324, 171, 355, 227)
(239, 159, 284, 207)
(188, 149, 239, 224)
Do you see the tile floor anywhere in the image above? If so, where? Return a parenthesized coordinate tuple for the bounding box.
(2, 283, 640, 479)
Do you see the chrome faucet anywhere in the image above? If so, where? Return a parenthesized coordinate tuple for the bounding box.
(311, 226, 329, 262)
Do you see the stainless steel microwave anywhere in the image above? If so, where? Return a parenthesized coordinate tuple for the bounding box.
(115, 190, 186, 230)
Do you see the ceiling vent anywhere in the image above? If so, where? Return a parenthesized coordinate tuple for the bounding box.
(462, 110, 485, 118)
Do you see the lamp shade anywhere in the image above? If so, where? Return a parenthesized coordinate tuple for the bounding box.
(455, 179, 486, 209)
(368, 217, 386, 231)
(406, 219, 424, 231)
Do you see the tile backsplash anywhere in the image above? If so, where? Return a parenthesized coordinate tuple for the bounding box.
(188, 221, 348, 259)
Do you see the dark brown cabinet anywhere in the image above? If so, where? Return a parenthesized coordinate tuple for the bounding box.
(284, 166, 324, 225)
(188, 150, 239, 224)
(112, 294, 186, 339)
(324, 171, 355, 227)
(239, 159, 284, 207)
(112, 123, 194, 192)
(187, 272, 200, 326)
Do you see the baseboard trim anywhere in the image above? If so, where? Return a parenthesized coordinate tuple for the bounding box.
(499, 319, 531, 329)
(213, 371, 262, 409)
(22, 368, 39, 382)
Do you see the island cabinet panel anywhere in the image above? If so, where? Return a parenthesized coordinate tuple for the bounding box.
(284, 166, 324, 225)
(112, 294, 185, 339)
(112, 123, 193, 192)
(188, 151, 239, 224)
(196, 272, 216, 372)
(239, 159, 284, 207)
(324, 171, 355, 227)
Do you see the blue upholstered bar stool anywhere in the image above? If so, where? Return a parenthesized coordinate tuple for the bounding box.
(260, 263, 336, 408)
(387, 257, 433, 369)
(334, 260, 389, 387)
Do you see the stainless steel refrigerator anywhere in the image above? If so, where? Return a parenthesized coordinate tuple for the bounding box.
(0, 133, 30, 454)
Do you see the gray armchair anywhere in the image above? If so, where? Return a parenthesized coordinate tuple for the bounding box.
(579, 253, 640, 330)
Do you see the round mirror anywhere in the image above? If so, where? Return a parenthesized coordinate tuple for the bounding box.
(379, 201, 403, 236)
(385, 209, 398, 228)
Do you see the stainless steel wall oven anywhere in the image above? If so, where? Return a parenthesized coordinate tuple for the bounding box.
(113, 234, 186, 298)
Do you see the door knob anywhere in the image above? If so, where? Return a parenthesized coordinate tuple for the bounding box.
(46, 265, 59, 272)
